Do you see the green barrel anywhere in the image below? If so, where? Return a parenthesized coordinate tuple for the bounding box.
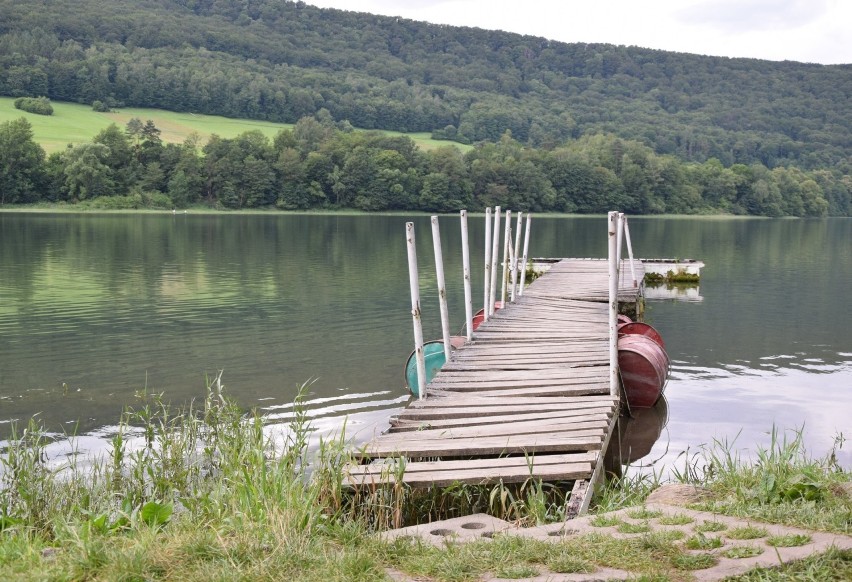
(404, 340, 447, 398)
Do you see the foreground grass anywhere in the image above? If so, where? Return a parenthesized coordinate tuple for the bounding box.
(1, 385, 849, 581)
(0, 97, 465, 154)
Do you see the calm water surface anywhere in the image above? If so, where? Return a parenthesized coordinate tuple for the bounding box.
(1, 213, 850, 471)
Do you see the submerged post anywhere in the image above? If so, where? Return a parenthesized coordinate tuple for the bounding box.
(460, 210, 474, 341)
(607, 211, 619, 397)
(511, 211, 523, 301)
(518, 214, 532, 296)
(623, 216, 638, 288)
(489, 206, 501, 316)
(431, 216, 452, 362)
(483, 207, 492, 323)
(406, 222, 427, 399)
(500, 210, 512, 307)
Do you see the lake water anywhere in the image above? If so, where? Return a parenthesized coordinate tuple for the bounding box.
(1, 213, 850, 472)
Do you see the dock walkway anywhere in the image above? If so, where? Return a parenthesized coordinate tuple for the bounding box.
(346, 258, 644, 513)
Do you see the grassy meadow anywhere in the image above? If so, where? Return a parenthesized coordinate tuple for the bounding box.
(0, 97, 466, 154)
(0, 381, 849, 580)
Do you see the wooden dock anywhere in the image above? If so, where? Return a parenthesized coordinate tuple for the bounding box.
(345, 258, 644, 515)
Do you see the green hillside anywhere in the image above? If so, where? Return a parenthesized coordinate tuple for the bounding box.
(0, 98, 457, 154)
(0, 0, 849, 216)
(1, 0, 849, 170)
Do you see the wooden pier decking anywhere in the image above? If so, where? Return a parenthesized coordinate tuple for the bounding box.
(345, 258, 644, 515)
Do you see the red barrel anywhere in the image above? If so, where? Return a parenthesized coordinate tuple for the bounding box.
(618, 322, 666, 349)
(618, 334, 670, 408)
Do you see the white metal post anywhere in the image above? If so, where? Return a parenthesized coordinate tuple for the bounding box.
(518, 214, 532, 296)
(624, 216, 638, 288)
(431, 216, 452, 362)
(607, 211, 619, 398)
(460, 210, 474, 341)
(489, 206, 501, 316)
(483, 207, 492, 322)
(406, 222, 427, 399)
(500, 210, 512, 307)
(511, 211, 523, 301)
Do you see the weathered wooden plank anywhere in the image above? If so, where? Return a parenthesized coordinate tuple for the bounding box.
(447, 358, 608, 367)
(347, 452, 600, 476)
(375, 421, 606, 444)
(397, 400, 614, 420)
(408, 394, 616, 407)
(428, 377, 609, 391)
(346, 462, 593, 487)
(389, 410, 612, 432)
(463, 333, 605, 343)
(430, 369, 608, 383)
(452, 349, 609, 359)
(451, 385, 611, 398)
(441, 363, 600, 372)
(355, 434, 603, 459)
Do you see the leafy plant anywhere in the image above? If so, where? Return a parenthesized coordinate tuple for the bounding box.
(139, 501, 173, 528)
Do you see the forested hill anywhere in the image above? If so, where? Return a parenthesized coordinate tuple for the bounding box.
(1, 0, 850, 171)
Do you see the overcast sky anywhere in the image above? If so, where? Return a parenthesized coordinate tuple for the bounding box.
(306, 0, 850, 65)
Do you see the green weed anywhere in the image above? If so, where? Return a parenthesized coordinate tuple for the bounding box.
(724, 545, 764, 559)
(684, 533, 723, 550)
(727, 525, 768, 540)
(657, 514, 694, 526)
(766, 533, 812, 547)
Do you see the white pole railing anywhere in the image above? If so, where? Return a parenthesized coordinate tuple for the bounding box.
(607, 211, 619, 398)
(488, 206, 501, 316)
(483, 207, 492, 323)
(460, 210, 474, 340)
(431, 216, 451, 362)
(623, 215, 638, 287)
(511, 211, 523, 301)
(617, 212, 624, 265)
(500, 210, 512, 308)
(518, 214, 532, 296)
(406, 222, 427, 399)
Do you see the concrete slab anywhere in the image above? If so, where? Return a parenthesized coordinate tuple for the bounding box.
(381, 513, 516, 547)
(380, 503, 852, 581)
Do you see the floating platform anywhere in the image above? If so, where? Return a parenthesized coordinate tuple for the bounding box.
(641, 258, 704, 282)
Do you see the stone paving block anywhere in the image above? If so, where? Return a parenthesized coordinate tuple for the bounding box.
(379, 502, 852, 581)
(381, 513, 515, 546)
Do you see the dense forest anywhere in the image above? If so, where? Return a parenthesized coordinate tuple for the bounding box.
(0, 0, 850, 215)
(2, 115, 847, 216)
